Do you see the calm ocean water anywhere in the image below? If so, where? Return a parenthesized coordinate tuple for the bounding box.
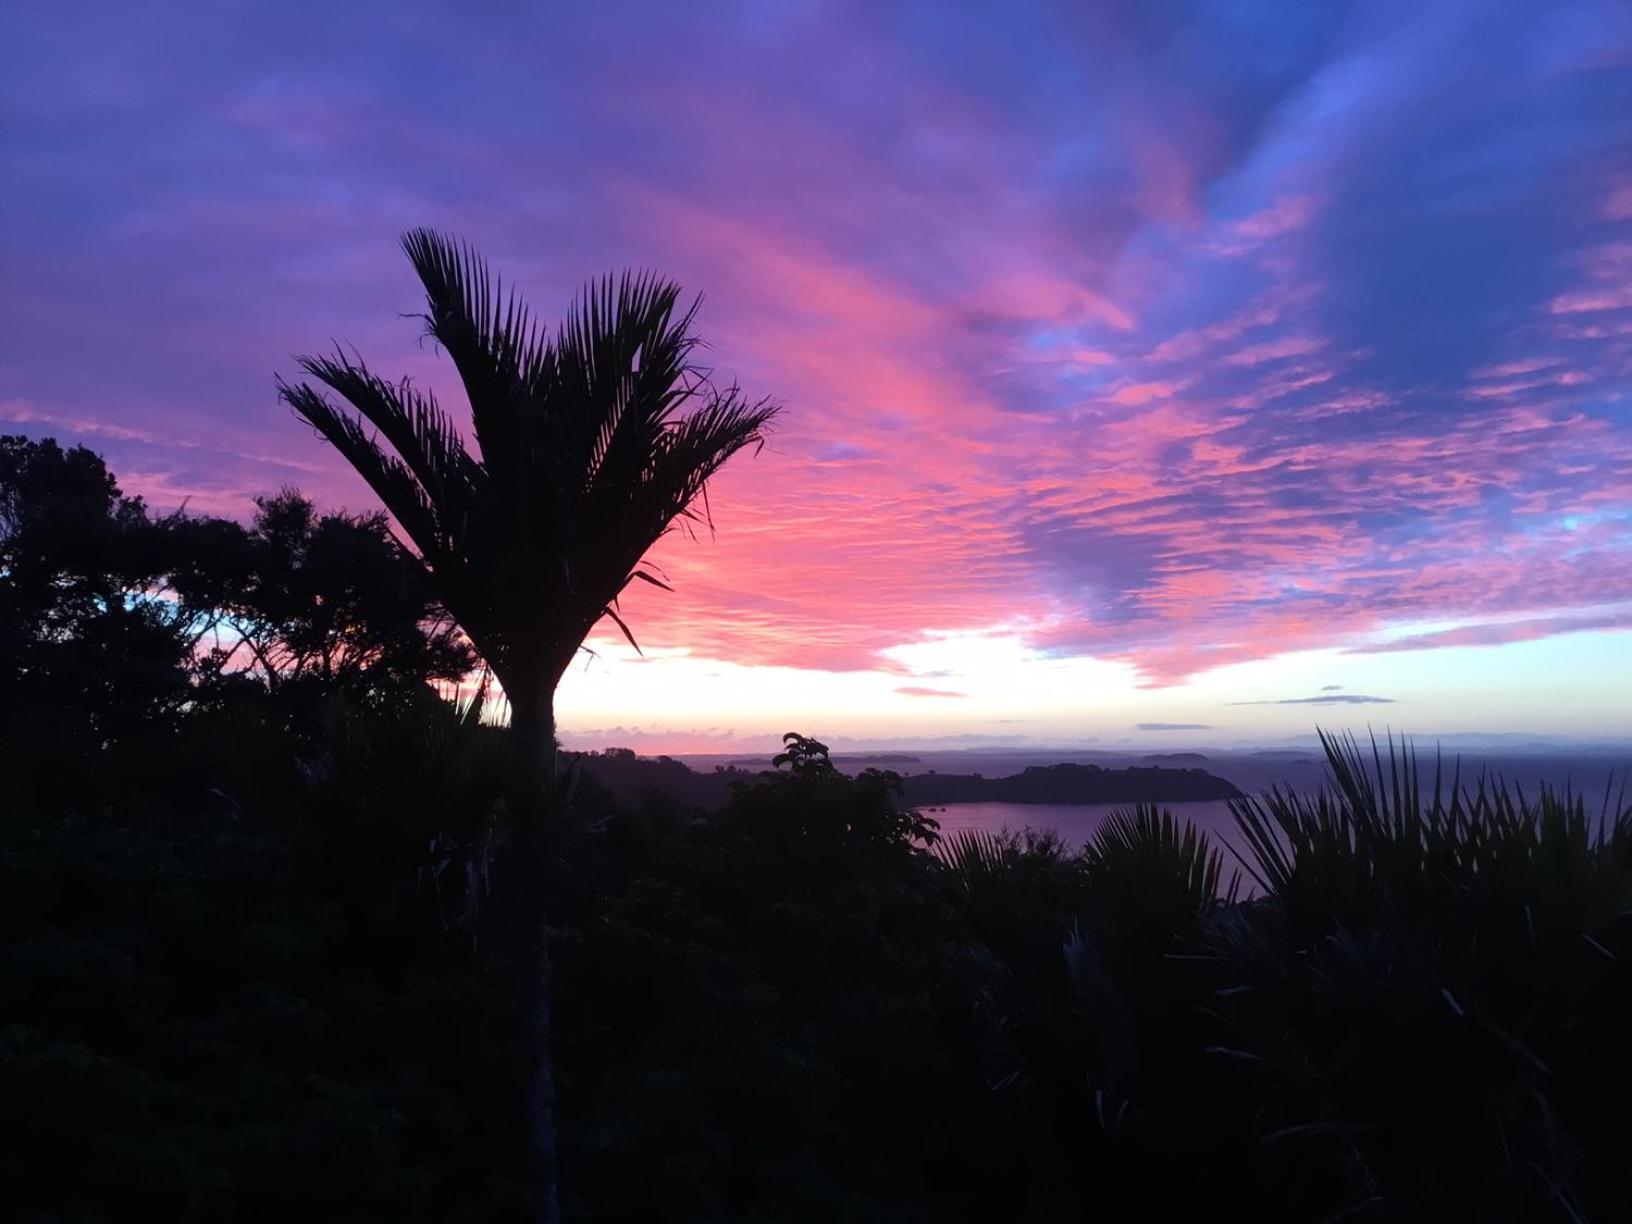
(928, 799, 1245, 856)
(925, 756, 1631, 882)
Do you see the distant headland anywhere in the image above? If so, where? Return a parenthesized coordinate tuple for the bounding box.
(577, 749, 1242, 810)
(899, 762, 1240, 805)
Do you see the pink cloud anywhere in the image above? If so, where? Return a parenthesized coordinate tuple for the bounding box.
(1109, 380, 1177, 405)
(1144, 288, 1306, 364)
(1550, 243, 1632, 314)
(1072, 348, 1117, 366)
(970, 272, 1135, 331)
(1225, 334, 1325, 366)
(1470, 356, 1563, 379)
(1603, 182, 1632, 222)
(1206, 194, 1323, 257)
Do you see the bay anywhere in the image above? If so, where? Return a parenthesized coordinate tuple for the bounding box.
(925, 798, 1253, 871)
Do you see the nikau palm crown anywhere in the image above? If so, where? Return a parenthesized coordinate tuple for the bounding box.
(279, 230, 777, 782)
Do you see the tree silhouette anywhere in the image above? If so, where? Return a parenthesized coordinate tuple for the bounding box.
(174, 489, 473, 704)
(279, 231, 776, 792)
(278, 231, 776, 1221)
(1, 435, 478, 773)
(0, 435, 191, 763)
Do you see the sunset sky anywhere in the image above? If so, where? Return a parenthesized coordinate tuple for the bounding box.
(4, 1, 1631, 752)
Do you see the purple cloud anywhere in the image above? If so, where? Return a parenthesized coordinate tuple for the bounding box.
(1, 0, 1629, 693)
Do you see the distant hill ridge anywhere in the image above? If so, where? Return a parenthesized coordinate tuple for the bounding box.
(726, 752, 923, 769)
(899, 762, 1240, 805)
(576, 749, 1241, 810)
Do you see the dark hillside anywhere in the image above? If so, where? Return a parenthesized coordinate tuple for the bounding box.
(575, 750, 1242, 811)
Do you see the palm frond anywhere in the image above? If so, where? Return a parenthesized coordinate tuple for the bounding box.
(1229, 729, 1632, 936)
(294, 351, 485, 526)
(400, 228, 549, 483)
(1088, 803, 1227, 907)
(556, 271, 694, 492)
(568, 381, 775, 639)
(278, 379, 448, 566)
(599, 600, 643, 655)
(937, 827, 1011, 896)
(622, 386, 779, 539)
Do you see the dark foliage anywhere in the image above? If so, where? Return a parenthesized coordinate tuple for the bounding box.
(0, 435, 193, 775)
(0, 436, 472, 802)
(6, 442, 1632, 1222)
(180, 489, 474, 706)
(2, 693, 530, 1223)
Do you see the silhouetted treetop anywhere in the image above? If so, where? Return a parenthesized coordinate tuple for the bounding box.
(279, 230, 778, 785)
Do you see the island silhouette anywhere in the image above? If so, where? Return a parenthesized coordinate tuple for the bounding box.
(576, 748, 1240, 811)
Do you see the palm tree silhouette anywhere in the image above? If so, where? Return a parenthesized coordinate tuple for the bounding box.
(279, 230, 776, 1222)
(280, 230, 775, 785)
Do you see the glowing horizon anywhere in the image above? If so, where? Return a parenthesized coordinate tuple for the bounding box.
(4, 1, 1631, 750)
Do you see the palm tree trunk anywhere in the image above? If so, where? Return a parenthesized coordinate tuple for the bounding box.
(527, 892, 562, 1224)
(505, 673, 562, 1224)
(507, 670, 558, 797)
